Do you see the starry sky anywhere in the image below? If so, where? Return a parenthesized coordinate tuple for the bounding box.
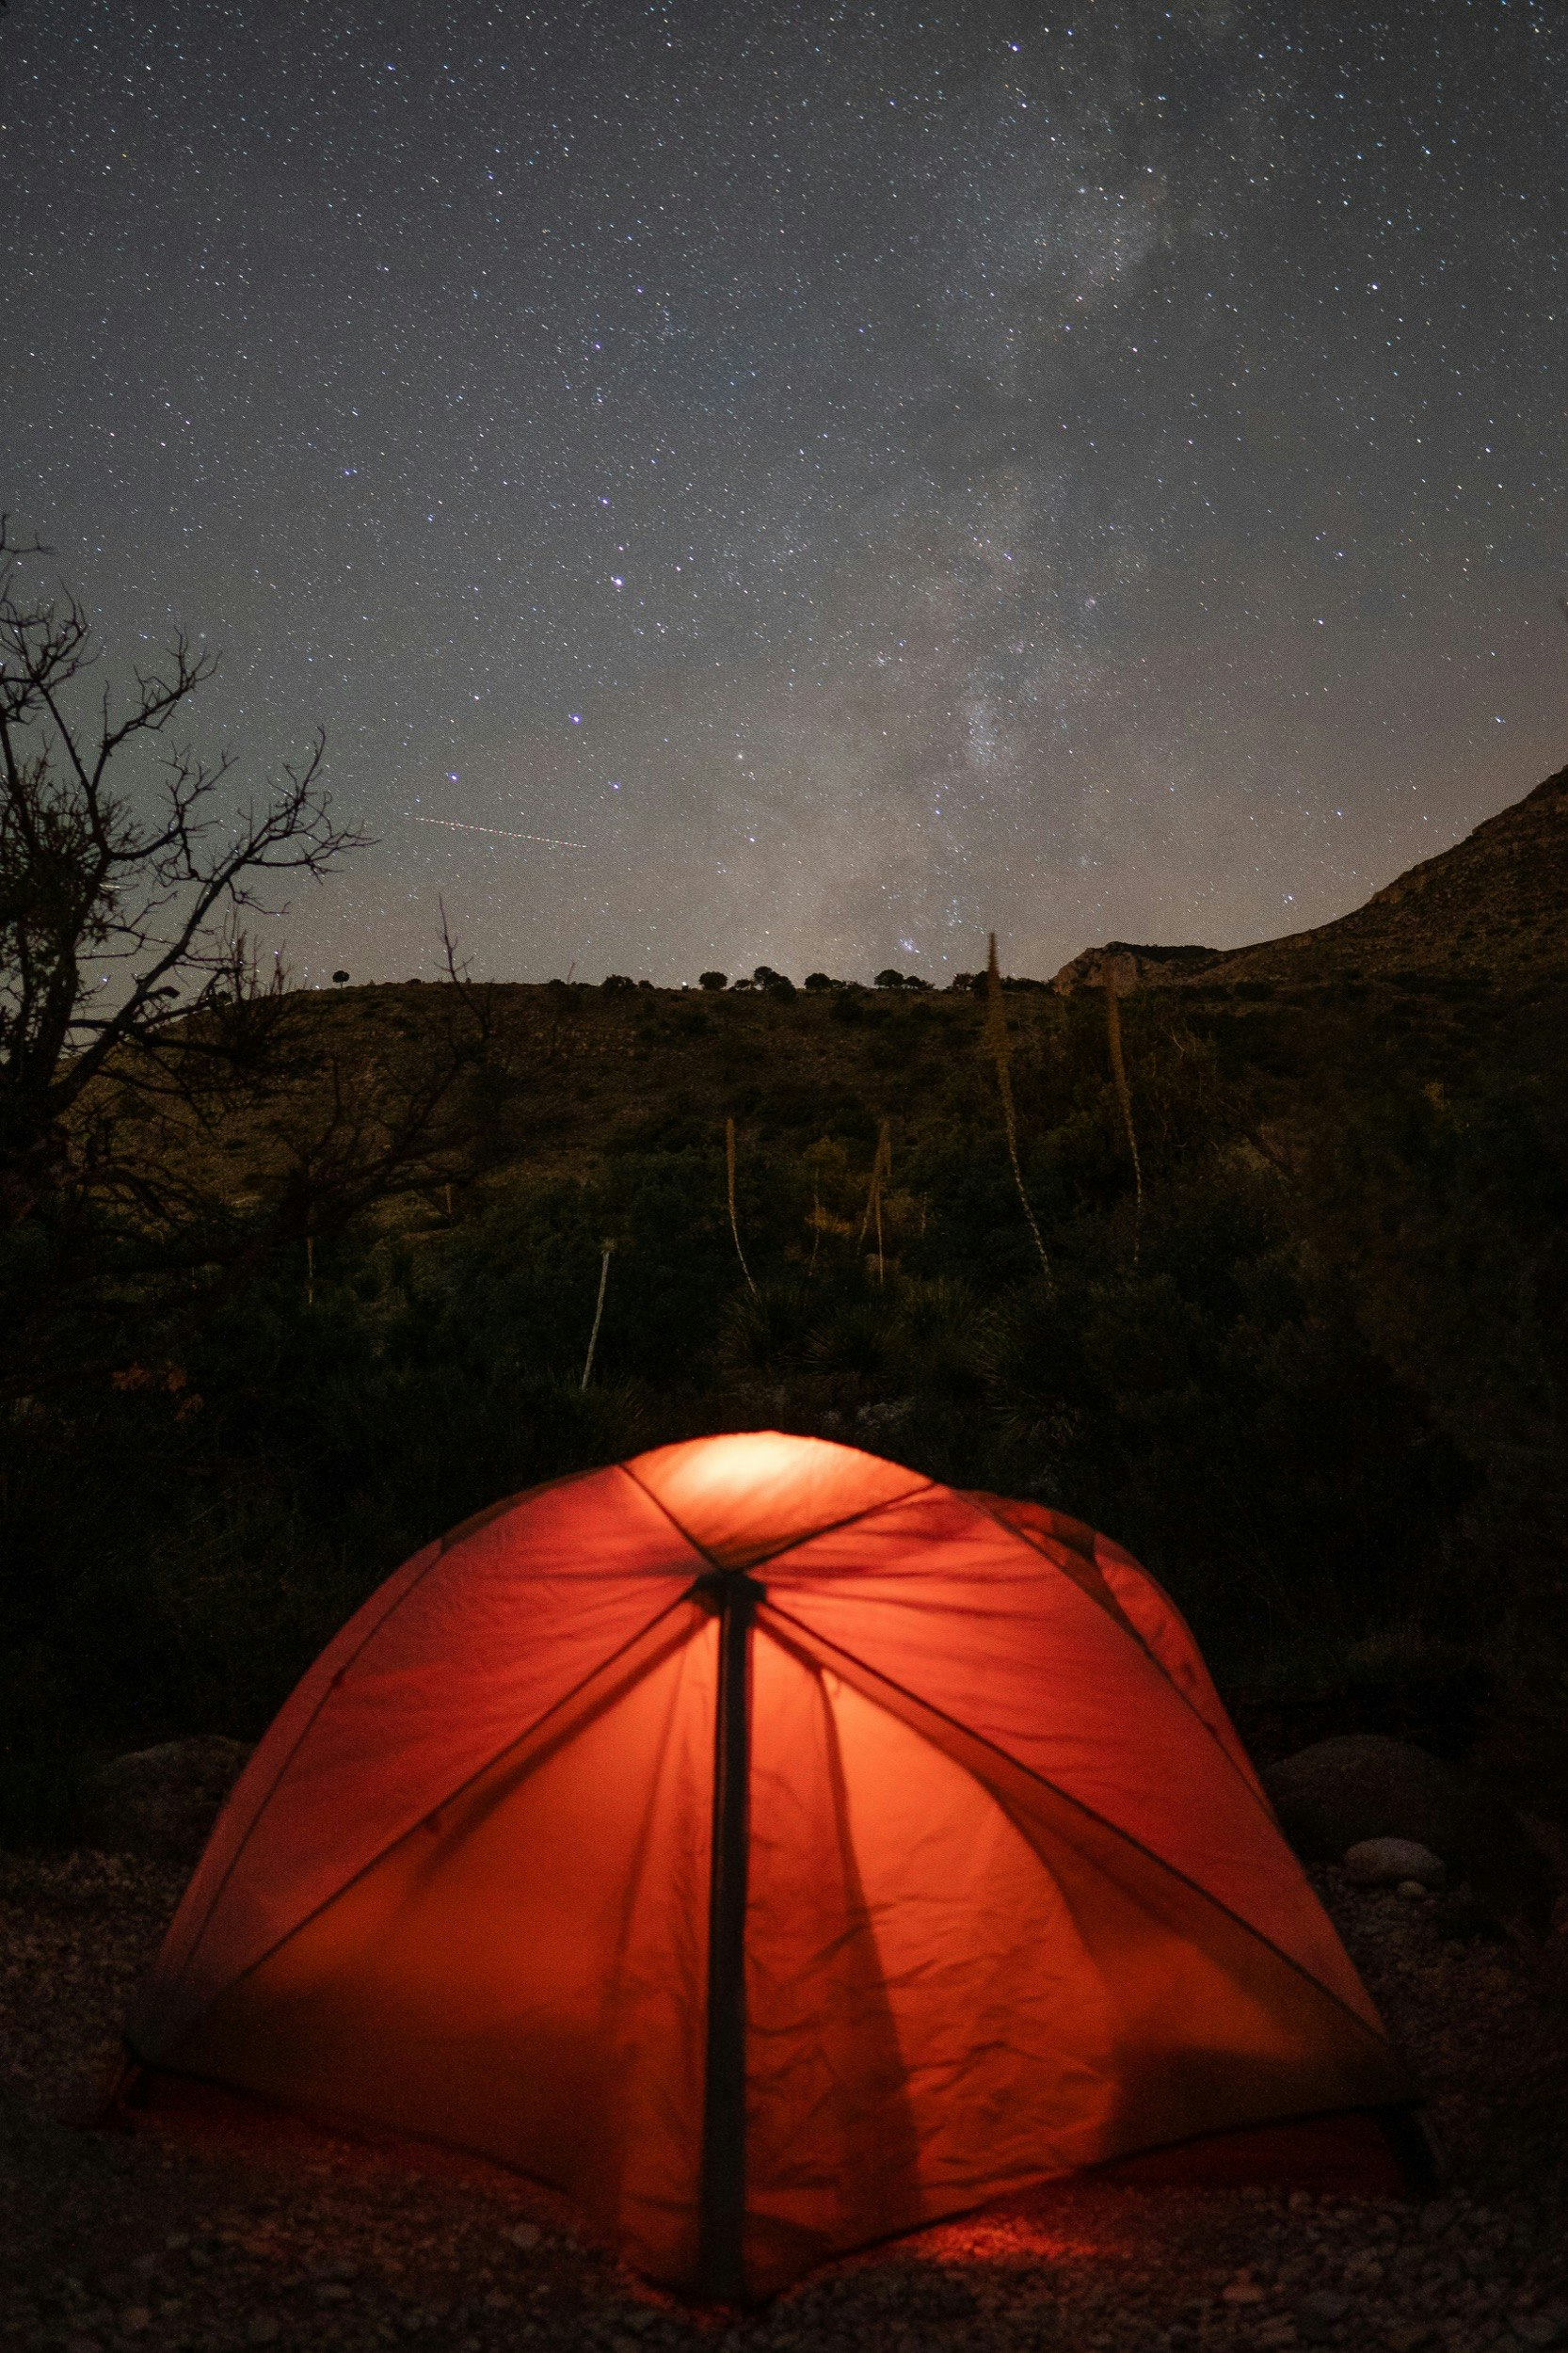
(5, 1, 1565, 987)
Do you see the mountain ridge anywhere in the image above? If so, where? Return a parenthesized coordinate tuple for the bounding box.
(1054, 761, 1568, 993)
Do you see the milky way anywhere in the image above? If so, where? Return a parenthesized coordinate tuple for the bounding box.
(5, 3, 1565, 985)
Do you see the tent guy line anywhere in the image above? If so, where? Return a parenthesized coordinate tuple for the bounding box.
(409, 815, 588, 849)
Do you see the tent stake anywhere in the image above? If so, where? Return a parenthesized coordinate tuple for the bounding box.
(697, 1567, 760, 2302)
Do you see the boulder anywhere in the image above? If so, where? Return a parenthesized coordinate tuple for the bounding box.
(1343, 1836, 1446, 1889)
(1263, 1734, 1554, 1929)
(1263, 1735, 1465, 1861)
(82, 1736, 253, 1864)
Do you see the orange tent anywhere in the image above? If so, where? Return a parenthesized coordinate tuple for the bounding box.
(127, 1433, 1416, 2298)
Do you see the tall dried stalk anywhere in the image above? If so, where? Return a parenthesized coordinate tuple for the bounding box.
(984, 935, 1052, 1288)
(1102, 962, 1144, 1263)
(857, 1121, 892, 1284)
(305, 1234, 315, 1307)
(726, 1117, 758, 1297)
(581, 1240, 615, 1388)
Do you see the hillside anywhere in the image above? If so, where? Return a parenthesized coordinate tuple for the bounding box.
(1054, 760, 1568, 993)
(10, 756, 1568, 1858)
(123, 758, 1568, 1221)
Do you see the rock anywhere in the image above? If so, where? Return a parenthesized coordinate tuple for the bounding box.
(1344, 1837, 1447, 1888)
(1398, 1879, 1429, 1898)
(1262, 1736, 1553, 1926)
(1265, 1737, 1466, 1860)
(1049, 940, 1223, 995)
(81, 1737, 253, 1864)
(505, 2223, 541, 2249)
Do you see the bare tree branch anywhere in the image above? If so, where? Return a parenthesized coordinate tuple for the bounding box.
(0, 525, 514, 1390)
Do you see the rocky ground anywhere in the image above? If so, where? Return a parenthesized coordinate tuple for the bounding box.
(2, 1850, 1566, 2353)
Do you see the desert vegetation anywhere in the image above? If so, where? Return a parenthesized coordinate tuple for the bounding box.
(3, 917, 1565, 1838)
(2, 518, 1563, 1833)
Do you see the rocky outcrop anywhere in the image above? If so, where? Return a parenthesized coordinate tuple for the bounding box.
(82, 1736, 253, 1865)
(1048, 940, 1222, 995)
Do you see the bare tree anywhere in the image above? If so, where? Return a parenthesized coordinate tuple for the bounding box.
(0, 523, 510, 1389)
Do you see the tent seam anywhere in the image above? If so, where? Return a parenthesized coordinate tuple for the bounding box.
(758, 1600, 1405, 2065)
(151, 1459, 616, 2014)
(152, 1460, 674, 2012)
(149, 1579, 701, 2040)
(954, 1491, 1285, 1834)
(149, 1589, 700, 2040)
(617, 1460, 936, 1574)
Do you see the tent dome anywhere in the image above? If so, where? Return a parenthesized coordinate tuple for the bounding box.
(128, 1432, 1414, 2298)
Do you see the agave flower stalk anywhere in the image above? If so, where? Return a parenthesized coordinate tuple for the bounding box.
(1102, 959, 1144, 1263)
(726, 1118, 759, 1298)
(857, 1121, 893, 1285)
(984, 935, 1052, 1289)
(581, 1240, 616, 1389)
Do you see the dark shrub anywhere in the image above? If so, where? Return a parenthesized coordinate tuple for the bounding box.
(698, 970, 728, 991)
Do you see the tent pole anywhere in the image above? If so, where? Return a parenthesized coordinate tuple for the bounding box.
(697, 1567, 760, 2302)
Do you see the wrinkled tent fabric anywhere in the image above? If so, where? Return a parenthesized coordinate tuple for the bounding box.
(127, 1433, 1414, 2299)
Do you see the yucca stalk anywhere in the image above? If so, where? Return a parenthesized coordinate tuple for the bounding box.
(857, 1121, 892, 1284)
(581, 1240, 616, 1388)
(726, 1117, 759, 1297)
(1102, 961, 1144, 1263)
(985, 934, 1052, 1289)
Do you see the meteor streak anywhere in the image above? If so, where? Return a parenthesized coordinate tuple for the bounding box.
(411, 815, 587, 849)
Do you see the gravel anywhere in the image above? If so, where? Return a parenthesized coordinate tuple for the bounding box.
(4, 1849, 1567, 2352)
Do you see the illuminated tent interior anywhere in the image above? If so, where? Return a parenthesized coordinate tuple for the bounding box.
(126, 1432, 1419, 2299)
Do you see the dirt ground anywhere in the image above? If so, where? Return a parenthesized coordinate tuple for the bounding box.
(2, 1851, 1566, 2353)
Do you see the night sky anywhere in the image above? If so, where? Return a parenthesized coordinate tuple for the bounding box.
(5, 2, 1565, 987)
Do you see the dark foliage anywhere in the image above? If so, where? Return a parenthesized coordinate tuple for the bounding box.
(4, 960, 1566, 1842)
(0, 532, 513, 1404)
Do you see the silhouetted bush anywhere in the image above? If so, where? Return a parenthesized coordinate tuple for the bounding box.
(5, 962, 1566, 1831)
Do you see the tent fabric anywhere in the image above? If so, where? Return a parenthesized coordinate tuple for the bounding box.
(128, 1431, 1414, 2298)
